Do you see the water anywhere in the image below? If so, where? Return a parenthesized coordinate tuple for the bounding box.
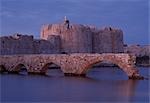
(0, 67, 149, 103)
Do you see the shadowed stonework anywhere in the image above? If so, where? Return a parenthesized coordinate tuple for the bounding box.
(0, 53, 143, 79)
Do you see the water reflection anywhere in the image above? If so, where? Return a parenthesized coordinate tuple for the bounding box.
(1, 67, 149, 102)
(19, 67, 28, 75)
(115, 80, 138, 102)
(61, 76, 138, 102)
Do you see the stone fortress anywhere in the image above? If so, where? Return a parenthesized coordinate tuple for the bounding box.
(0, 22, 124, 55)
(0, 19, 149, 78)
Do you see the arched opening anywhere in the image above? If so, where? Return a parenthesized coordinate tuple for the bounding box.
(0, 65, 7, 73)
(41, 62, 63, 76)
(61, 52, 68, 54)
(86, 60, 127, 80)
(14, 64, 28, 75)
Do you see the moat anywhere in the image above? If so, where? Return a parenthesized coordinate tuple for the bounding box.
(1, 66, 149, 102)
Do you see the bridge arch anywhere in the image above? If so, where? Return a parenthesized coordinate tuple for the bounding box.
(40, 62, 63, 75)
(13, 63, 29, 73)
(81, 57, 136, 78)
(0, 54, 143, 79)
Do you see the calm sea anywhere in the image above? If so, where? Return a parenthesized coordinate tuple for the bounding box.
(0, 67, 149, 103)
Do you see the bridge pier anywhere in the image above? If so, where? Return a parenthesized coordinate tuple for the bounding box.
(128, 75, 144, 80)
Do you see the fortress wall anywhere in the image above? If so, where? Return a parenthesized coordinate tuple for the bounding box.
(60, 24, 93, 53)
(1, 23, 124, 55)
(93, 27, 124, 53)
(16, 35, 34, 54)
(41, 24, 124, 53)
(41, 24, 65, 39)
(112, 29, 124, 53)
(41, 24, 93, 53)
(33, 40, 40, 54)
(0, 34, 34, 55)
(93, 28, 112, 53)
(47, 35, 61, 53)
(0, 34, 59, 55)
(33, 40, 55, 54)
(99, 29, 112, 53)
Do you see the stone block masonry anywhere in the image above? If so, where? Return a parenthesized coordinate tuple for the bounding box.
(0, 23, 124, 55)
(0, 53, 144, 79)
(0, 34, 60, 55)
(41, 23, 124, 54)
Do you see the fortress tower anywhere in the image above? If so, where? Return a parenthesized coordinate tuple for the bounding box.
(41, 24, 93, 53)
(41, 23, 124, 53)
(0, 22, 124, 55)
(93, 27, 124, 53)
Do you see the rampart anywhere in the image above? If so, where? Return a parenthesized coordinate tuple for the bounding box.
(0, 34, 60, 55)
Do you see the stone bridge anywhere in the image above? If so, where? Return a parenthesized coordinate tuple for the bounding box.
(0, 53, 144, 79)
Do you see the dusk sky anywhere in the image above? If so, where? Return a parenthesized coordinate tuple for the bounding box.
(0, 0, 149, 45)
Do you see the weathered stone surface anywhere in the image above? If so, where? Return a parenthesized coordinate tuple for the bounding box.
(124, 45, 150, 57)
(41, 24, 93, 53)
(41, 23, 124, 53)
(0, 53, 143, 79)
(0, 34, 60, 55)
(0, 23, 124, 55)
(0, 34, 34, 55)
(93, 27, 124, 53)
(124, 45, 150, 66)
